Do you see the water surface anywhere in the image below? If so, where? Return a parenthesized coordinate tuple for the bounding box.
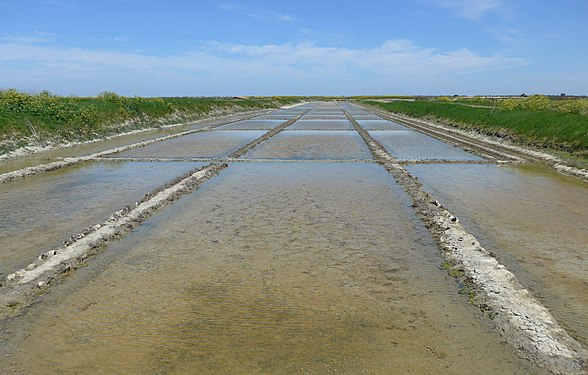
(406, 163, 588, 346)
(110, 130, 265, 158)
(244, 131, 372, 160)
(0, 161, 206, 277)
(371, 130, 483, 161)
(357, 120, 409, 131)
(289, 120, 354, 130)
(0, 163, 545, 374)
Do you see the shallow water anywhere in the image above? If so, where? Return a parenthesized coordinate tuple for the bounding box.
(370, 130, 483, 161)
(406, 163, 588, 347)
(244, 130, 372, 160)
(0, 161, 206, 277)
(301, 114, 348, 120)
(217, 120, 284, 130)
(0, 128, 183, 175)
(350, 114, 383, 120)
(0, 163, 545, 374)
(254, 115, 294, 120)
(357, 120, 409, 131)
(289, 119, 354, 130)
(110, 130, 266, 158)
(0, 118, 240, 175)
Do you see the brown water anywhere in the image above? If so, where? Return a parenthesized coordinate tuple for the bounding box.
(244, 131, 372, 160)
(110, 130, 266, 159)
(370, 130, 484, 161)
(0, 163, 546, 374)
(0, 161, 206, 277)
(406, 163, 588, 347)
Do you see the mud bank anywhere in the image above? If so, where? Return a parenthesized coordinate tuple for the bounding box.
(0, 110, 265, 184)
(361, 105, 588, 182)
(346, 111, 588, 374)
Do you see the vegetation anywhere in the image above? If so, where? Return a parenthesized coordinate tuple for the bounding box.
(0, 89, 302, 155)
(362, 95, 588, 161)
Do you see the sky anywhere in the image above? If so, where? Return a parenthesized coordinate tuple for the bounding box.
(0, 0, 587, 96)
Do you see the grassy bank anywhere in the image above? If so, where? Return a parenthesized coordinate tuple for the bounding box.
(362, 97, 588, 161)
(0, 90, 302, 155)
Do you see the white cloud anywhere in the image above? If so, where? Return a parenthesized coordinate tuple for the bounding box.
(1, 30, 57, 44)
(217, 2, 294, 22)
(0, 39, 527, 95)
(427, 0, 506, 20)
(277, 14, 294, 22)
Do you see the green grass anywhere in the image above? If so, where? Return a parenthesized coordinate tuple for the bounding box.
(0, 89, 302, 155)
(362, 98, 588, 160)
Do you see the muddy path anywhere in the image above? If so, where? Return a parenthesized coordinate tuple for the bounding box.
(0, 102, 586, 374)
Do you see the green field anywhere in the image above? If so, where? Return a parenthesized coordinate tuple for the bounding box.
(0, 90, 301, 155)
(361, 96, 588, 163)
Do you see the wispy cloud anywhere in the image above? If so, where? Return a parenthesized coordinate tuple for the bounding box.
(217, 2, 294, 22)
(1, 30, 57, 44)
(426, 0, 507, 20)
(0, 39, 527, 95)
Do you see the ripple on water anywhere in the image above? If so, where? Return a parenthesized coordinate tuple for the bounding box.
(244, 131, 372, 160)
(2, 162, 547, 374)
(407, 163, 588, 347)
(0, 161, 207, 277)
(110, 130, 266, 158)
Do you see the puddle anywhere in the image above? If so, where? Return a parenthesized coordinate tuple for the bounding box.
(110, 130, 266, 158)
(0, 163, 545, 374)
(217, 120, 284, 130)
(0, 161, 206, 277)
(406, 163, 588, 347)
(370, 130, 483, 161)
(289, 120, 354, 130)
(244, 131, 372, 160)
(357, 120, 409, 131)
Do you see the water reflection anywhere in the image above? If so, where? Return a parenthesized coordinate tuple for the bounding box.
(1, 163, 545, 374)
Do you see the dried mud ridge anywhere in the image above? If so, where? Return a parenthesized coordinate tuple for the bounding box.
(346, 111, 588, 375)
(0, 108, 309, 320)
(362, 105, 588, 182)
(0, 109, 268, 184)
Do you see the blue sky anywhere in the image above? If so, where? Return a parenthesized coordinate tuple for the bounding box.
(1, 0, 587, 96)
